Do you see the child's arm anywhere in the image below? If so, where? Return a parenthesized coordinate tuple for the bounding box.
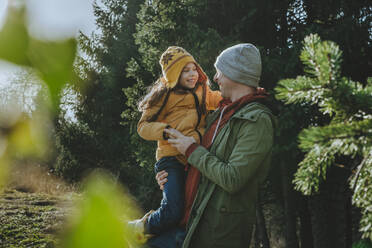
(137, 103, 169, 141)
(205, 85, 222, 111)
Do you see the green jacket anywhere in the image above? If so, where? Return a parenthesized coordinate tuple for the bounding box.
(182, 102, 275, 248)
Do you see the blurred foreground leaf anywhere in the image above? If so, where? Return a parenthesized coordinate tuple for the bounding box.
(0, 156, 9, 191)
(0, 7, 30, 65)
(28, 38, 77, 109)
(61, 172, 141, 248)
(0, 104, 50, 190)
(0, 5, 77, 111)
(7, 116, 48, 158)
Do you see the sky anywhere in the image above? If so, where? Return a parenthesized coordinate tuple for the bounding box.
(0, 0, 97, 86)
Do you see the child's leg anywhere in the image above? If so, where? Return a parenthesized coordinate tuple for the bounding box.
(147, 227, 186, 248)
(145, 157, 185, 235)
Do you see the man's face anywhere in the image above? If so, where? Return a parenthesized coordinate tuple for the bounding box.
(213, 69, 234, 99)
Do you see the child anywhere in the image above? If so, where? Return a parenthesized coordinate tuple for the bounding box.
(131, 46, 221, 244)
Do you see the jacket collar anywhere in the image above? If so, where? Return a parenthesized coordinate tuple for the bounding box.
(232, 102, 276, 124)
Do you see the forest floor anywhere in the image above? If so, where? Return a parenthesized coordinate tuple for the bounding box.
(0, 164, 76, 248)
(0, 164, 288, 248)
(0, 188, 74, 248)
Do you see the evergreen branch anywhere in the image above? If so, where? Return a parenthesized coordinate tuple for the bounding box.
(276, 33, 372, 240)
(294, 119, 372, 195)
(300, 34, 342, 84)
(276, 46, 372, 117)
(349, 149, 372, 240)
(330, 78, 372, 116)
(275, 76, 331, 106)
(300, 34, 321, 79)
(298, 119, 372, 153)
(293, 146, 336, 195)
(352, 155, 369, 192)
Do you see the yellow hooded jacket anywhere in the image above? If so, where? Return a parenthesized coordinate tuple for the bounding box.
(137, 83, 221, 162)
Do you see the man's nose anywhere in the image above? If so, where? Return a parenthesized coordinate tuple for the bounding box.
(213, 73, 218, 82)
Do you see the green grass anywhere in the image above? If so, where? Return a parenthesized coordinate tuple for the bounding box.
(0, 189, 73, 248)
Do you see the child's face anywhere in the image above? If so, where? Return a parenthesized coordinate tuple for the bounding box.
(178, 62, 199, 89)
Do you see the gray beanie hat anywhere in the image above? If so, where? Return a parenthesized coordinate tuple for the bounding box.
(214, 43, 261, 87)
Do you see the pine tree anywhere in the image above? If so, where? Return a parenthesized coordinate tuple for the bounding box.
(54, 0, 162, 209)
(275, 34, 372, 240)
(272, 2, 372, 246)
(121, 0, 228, 167)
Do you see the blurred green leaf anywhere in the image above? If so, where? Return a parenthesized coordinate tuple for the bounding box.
(0, 7, 30, 65)
(0, 156, 9, 191)
(61, 172, 141, 248)
(7, 116, 47, 158)
(28, 38, 77, 110)
(0, 5, 78, 112)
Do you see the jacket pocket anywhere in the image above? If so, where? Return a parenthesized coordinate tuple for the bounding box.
(201, 206, 255, 247)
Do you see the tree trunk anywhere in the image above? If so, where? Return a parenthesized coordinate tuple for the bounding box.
(298, 196, 313, 248)
(308, 166, 351, 248)
(281, 162, 299, 248)
(254, 192, 270, 248)
(308, 192, 330, 248)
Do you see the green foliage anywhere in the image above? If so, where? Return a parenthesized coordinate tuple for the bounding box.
(353, 239, 372, 248)
(271, 4, 372, 230)
(275, 34, 372, 239)
(0, 4, 73, 191)
(292, 118, 371, 195)
(276, 34, 372, 117)
(61, 172, 141, 248)
(122, 0, 234, 167)
(49, 0, 371, 243)
(0, 158, 9, 191)
(54, 0, 161, 210)
(300, 34, 342, 82)
(0, 189, 65, 247)
(0, 6, 77, 111)
(0, 7, 29, 65)
(122, 4, 371, 232)
(133, 0, 227, 78)
(54, 119, 97, 182)
(351, 153, 372, 240)
(27, 38, 77, 110)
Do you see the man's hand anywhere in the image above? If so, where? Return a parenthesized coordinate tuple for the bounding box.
(155, 170, 168, 190)
(164, 128, 196, 155)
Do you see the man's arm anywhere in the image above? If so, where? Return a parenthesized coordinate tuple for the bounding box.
(187, 114, 273, 194)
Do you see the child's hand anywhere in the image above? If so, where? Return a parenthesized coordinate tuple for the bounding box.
(165, 128, 196, 155)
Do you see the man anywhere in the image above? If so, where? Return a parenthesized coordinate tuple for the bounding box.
(158, 43, 275, 248)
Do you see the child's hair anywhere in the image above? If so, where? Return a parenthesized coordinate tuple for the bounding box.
(138, 77, 207, 122)
(138, 79, 169, 121)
